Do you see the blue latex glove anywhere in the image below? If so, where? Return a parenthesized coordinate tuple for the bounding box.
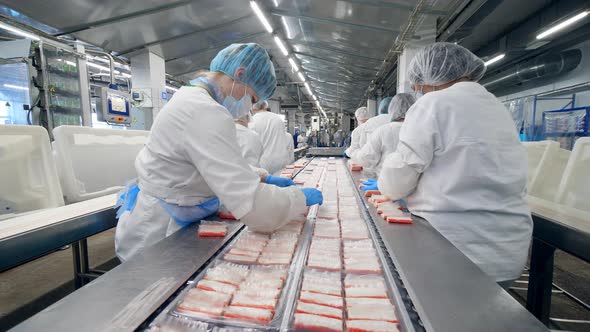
(301, 188, 323, 206)
(265, 175, 295, 187)
(362, 178, 377, 185)
(361, 181, 378, 191)
(343, 151, 350, 159)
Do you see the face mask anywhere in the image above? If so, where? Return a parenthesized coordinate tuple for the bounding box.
(222, 79, 252, 119)
(414, 86, 424, 100)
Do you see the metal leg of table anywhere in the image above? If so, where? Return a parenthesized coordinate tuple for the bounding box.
(526, 238, 556, 325)
(72, 241, 83, 289)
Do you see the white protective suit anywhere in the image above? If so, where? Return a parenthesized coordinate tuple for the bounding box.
(235, 124, 264, 168)
(250, 111, 290, 174)
(351, 122, 402, 177)
(345, 123, 365, 156)
(115, 87, 306, 261)
(359, 113, 390, 148)
(285, 132, 295, 164)
(378, 82, 532, 282)
(297, 135, 307, 148)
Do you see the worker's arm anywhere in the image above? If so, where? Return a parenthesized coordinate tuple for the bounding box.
(378, 104, 439, 200)
(350, 128, 382, 170)
(184, 103, 306, 230)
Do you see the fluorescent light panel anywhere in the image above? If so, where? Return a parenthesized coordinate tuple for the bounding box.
(274, 36, 288, 56)
(250, 1, 273, 33)
(0, 22, 39, 40)
(537, 11, 589, 39)
(288, 58, 299, 72)
(4, 84, 27, 90)
(166, 86, 179, 92)
(298, 72, 305, 82)
(484, 53, 505, 66)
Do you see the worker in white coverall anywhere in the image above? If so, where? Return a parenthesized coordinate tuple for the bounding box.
(115, 43, 323, 261)
(358, 96, 393, 149)
(285, 131, 295, 164)
(250, 101, 291, 174)
(343, 106, 371, 158)
(234, 113, 264, 168)
(374, 43, 532, 286)
(352, 93, 415, 178)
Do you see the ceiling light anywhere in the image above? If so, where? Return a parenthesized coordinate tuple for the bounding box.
(87, 62, 111, 72)
(273, 36, 288, 56)
(0, 22, 39, 41)
(120, 73, 132, 78)
(250, 1, 273, 33)
(484, 53, 505, 66)
(312, 95, 317, 101)
(4, 84, 28, 90)
(288, 58, 299, 72)
(166, 86, 179, 92)
(298, 72, 305, 82)
(537, 11, 589, 39)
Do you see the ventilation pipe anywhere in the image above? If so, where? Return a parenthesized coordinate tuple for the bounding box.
(481, 49, 582, 91)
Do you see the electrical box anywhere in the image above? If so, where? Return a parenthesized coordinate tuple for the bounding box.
(95, 87, 131, 125)
(311, 116, 320, 131)
(130, 88, 153, 108)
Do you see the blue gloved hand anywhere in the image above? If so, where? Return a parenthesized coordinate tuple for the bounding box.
(343, 151, 350, 159)
(361, 181, 378, 191)
(362, 178, 377, 186)
(301, 188, 323, 206)
(265, 175, 295, 187)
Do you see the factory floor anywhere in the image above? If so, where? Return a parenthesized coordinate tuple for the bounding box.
(0, 231, 589, 332)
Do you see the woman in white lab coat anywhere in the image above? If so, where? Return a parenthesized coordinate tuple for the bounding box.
(344, 106, 370, 158)
(378, 43, 532, 285)
(250, 101, 291, 174)
(235, 113, 264, 168)
(358, 96, 393, 148)
(352, 93, 415, 179)
(115, 43, 323, 261)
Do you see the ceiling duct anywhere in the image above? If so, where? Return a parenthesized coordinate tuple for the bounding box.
(481, 49, 582, 92)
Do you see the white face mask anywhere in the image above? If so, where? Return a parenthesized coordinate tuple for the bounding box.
(222, 80, 253, 119)
(414, 86, 424, 100)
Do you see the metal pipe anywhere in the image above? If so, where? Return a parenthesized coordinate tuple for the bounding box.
(85, 49, 116, 85)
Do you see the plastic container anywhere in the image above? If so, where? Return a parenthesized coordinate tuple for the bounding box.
(522, 141, 559, 189)
(52, 126, 148, 203)
(0, 125, 64, 216)
(555, 137, 590, 213)
(528, 143, 570, 202)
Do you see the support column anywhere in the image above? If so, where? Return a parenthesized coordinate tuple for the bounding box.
(397, 18, 436, 93)
(268, 100, 280, 114)
(341, 114, 351, 133)
(287, 109, 296, 134)
(130, 51, 166, 130)
(75, 44, 92, 127)
(367, 99, 377, 117)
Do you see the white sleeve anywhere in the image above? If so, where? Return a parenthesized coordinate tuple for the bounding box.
(250, 165, 269, 178)
(241, 184, 307, 232)
(351, 129, 382, 170)
(378, 104, 438, 200)
(345, 126, 362, 156)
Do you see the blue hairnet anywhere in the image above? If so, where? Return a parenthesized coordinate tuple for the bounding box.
(210, 43, 277, 100)
(378, 97, 393, 114)
(389, 93, 415, 121)
(408, 42, 486, 86)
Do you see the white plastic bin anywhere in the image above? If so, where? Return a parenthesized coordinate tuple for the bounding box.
(555, 137, 590, 213)
(528, 143, 570, 202)
(522, 141, 560, 189)
(52, 126, 149, 203)
(0, 125, 64, 216)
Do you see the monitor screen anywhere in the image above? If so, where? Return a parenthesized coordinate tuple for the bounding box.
(108, 93, 129, 115)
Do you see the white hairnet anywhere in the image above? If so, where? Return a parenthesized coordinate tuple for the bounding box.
(252, 100, 269, 111)
(355, 107, 370, 121)
(408, 42, 486, 86)
(388, 93, 415, 121)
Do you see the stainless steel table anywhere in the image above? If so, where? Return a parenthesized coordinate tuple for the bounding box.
(11, 221, 244, 332)
(348, 168, 548, 332)
(526, 196, 590, 325)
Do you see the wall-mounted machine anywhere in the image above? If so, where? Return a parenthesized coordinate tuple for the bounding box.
(95, 86, 131, 125)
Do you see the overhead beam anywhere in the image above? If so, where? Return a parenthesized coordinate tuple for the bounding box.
(295, 52, 378, 72)
(270, 9, 400, 34)
(56, 0, 198, 35)
(295, 42, 384, 62)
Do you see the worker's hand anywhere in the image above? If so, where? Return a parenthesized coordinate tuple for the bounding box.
(362, 178, 377, 186)
(361, 181, 378, 191)
(301, 188, 323, 206)
(265, 175, 295, 187)
(343, 151, 350, 159)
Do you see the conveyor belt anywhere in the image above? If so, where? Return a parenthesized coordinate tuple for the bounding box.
(13, 157, 549, 332)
